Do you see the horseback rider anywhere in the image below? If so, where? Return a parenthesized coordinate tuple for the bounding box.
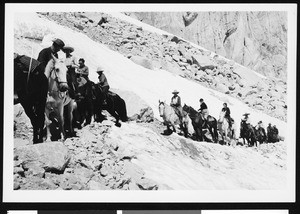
(198, 98, 208, 120)
(62, 46, 78, 99)
(241, 112, 252, 131)
(37, 38, 65, 73)
(170, 90, 183, 125)
(221, 102, 232, 128)
(256, 120, 267, 141)
(76, 58, 89, 84)
(96, 66, 110, 105)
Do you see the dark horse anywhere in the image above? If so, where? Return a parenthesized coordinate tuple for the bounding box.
(183, 104, 218, 143)
(74, 77, 95, 127)
(240, 120, 257, 147)
(255, 126, 267, 145)
(14, 54, 48, 143)
(92, 83, 128, 127)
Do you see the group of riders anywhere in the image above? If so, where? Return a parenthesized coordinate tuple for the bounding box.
(14, 38, 280, 144)
(169, 90, 280, 144)
(14, 38, 114, 141)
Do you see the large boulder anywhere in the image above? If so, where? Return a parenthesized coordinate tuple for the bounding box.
(14, 141, 71, 174)
(191, 54, 217, 70)
(110, 89, 154, 123)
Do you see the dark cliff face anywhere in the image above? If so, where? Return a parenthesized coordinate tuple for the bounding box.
(126, 12, 287, 81)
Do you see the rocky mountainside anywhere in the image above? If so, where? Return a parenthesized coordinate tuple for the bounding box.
(125, 12, 287, 81)
(12, 12, 287, 191)
(14, 104, 286, 190)
(36, 12, 287, 121)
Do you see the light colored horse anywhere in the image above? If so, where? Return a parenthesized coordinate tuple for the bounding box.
(218, 110, 236, 146)
(44, 54, 75, 141)
(158, 100, 190, 137)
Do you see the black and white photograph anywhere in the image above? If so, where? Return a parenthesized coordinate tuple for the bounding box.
(3, 3, 297, 202)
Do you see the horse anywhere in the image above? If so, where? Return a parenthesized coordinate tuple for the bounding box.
(44, 54, 75, 141)
(93, 84, 128, 127)
(240, 120, 257, 147)
(73, 77, 95, 127)
(255, 126, 267, 145)
(183, 104, 218, 143)
(158, 101, 189, 137)
(14, 54, 48, 144)
(267, 125, 280, 143)
(218, 110, 236, 145)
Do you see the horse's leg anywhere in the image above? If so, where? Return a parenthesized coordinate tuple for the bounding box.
(57, 103, 66, 141)
(19, 99, 39, 143)
(68, 100, 75, 136)
(44, 109, 52, 142)
(84, 99, 93, 125)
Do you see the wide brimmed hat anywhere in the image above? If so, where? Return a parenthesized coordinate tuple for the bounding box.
(52, 38, 65, 48)
(96, 66, 105, 73)
(243, 113, 250, 116)
(172, 90, 179, 94)
(62, 46, 74, 53)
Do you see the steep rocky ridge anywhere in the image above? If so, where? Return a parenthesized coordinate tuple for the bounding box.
(126, 12, 287, 81)
(36, 12, 287, 121)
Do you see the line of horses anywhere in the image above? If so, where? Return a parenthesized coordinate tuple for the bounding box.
(14, 53, 128, 144)
(158, 101, 280, 147)
(14, 53, 281, 146)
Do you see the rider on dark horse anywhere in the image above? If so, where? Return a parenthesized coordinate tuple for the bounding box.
(255, 120, 267, 141)
(241, 113, 251, 129)
(96, 66, 110, 105)
(198, 98, 208, 124)
(221, 102, 232, 129)
(62, 46, 78, 99)
(170, 90, 183, 126)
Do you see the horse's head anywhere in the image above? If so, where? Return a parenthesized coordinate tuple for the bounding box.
(158, 100, 165, 117)
(182, 104, 188, 112)
(46, 54, 69, 92)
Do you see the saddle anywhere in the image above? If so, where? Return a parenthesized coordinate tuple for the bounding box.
(15, 55, 40, 74)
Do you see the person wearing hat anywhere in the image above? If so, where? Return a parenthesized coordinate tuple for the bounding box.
(241, 112, 251, 124)
(37, 38, 65, 73)
(221, 103, 232, 128)
(63, 46, 78, 99)
(96, 66, 110, 105)
(170, 90, 183, 125)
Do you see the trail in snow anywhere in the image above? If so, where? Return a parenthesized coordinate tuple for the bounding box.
(13, 12, 287, 139)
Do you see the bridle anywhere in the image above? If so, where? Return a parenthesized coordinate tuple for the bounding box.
(48, 64, 68, 99)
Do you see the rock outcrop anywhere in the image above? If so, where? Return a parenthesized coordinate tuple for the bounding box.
(126, 12, 287, 81)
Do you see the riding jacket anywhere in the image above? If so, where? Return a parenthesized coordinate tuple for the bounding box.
(37, 47, 58, 72)
(221, 107, 231, 118)
(171, 95, 182, 107)
(77, 65, 89, 80)
(199, 102, 208, 111)
(98, 73, 109, 88)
